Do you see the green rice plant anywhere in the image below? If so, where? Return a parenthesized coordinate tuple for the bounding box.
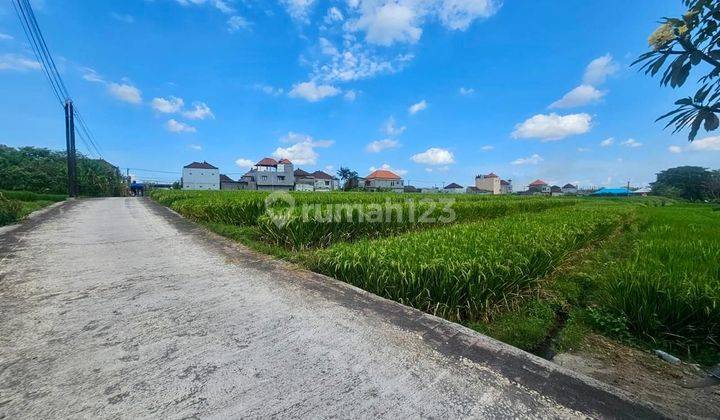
(257, 198, 579, 250)
(592, 205, 720, 358)
(0, 194, 23, 225)
(305, 205, 626, 323)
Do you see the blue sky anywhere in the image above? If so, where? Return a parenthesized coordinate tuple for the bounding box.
(1, 0, 718, 189)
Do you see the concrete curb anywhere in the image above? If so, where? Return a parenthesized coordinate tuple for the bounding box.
(144, 197, 664, 419)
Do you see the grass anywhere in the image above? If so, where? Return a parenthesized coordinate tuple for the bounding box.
(0, 190, 59, 226)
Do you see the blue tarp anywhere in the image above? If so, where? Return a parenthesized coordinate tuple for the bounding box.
(591, 187, 630, 196)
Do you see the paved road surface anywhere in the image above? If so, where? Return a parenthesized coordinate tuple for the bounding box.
(0, 198, 657, 418)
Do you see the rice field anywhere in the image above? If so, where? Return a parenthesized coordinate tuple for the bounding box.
(151, 189, 720, 363)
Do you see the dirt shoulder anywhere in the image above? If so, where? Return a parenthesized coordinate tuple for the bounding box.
(555, 334, 720, 419)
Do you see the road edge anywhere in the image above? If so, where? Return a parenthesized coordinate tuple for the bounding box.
(143, 197, 664, 419)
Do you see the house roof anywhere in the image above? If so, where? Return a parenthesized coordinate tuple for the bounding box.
(592, 187, 631, 196)
(219, 174, 236, 183)
(551, 185, 562, 191)
(562, 183, 576, 189)
(294, 168, 311, 177)
(485, 172, 499, 178)
(366, 169, 401, 180)
(529, 179, 548, 187)
(500, 179, 510, 185)
(184, 161, 218, 169)
(444, 182, 463, 189)
(312, 170, 336, 180)
(256, 157, 278, 166)
(278, 158, 292, 164)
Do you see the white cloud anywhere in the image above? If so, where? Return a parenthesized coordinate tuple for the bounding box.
(0, 33, 14, 40)
(411, 147, 454, 165)
(583, 54, 618, 85)
(272, 132, 334, 165)
(235, 158, 254, 168)
(668, 145, 683, 154)
(600, 137, 614, 147)
(81, 67, 104, 83)
(344, 90, 358, 101)
(348, 0, 500, 46)
(549, 84, 605, 109)
(312, 41, 413, 83)
(366, 138, 400, 153)
(324, 6, 344, 23)
(512, 113, 591, 141)
(280, 0, 315, 22)
(369, 163, 407, 176)
(182, 102, 214, 120)
(111, 13, 134, 23)
(152, 96, 185, 113)
(408, 99, 428, 115)
(577, 147, 592, 152)
(438, 0, 500, 30)
(0, 54, 40, 71)
(189, 144, 202, 150)
(254, 84, 284, 96)
(228, 15, 250, 32)
(108, 82, 142, 104)
(687, 135, 720, 151)
(511, 154, 543, 165)
(621, 138, 642, 148)
(354, 3, 421, 46)
(459, 87, 475, 95)
(166, 119, 196, 133)
(288, 80, 341, 102)
(175, 0, 234, 14)
(382, 116, 405, 137)
(481, 145, 494, 151)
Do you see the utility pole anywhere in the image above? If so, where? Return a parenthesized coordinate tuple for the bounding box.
(64, 100, 78, 197)
(627, 179, 631, 198)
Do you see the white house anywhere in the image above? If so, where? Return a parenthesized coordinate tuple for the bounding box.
(364, 169, 404, 192)
(182, 161, 220, 190)
(561, 183, 578, 195)
(238, 158, 295, 191)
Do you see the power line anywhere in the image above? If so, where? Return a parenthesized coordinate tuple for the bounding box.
(12, 0, 103, 159)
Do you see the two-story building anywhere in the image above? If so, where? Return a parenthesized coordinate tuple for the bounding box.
(182, 161, 220, 190)
(364, 169, 404, 193)
(239, 158, 295, 191)
(528, 179, 551, 194)
(561, 183, 578, 195)
(293, 169, 340, 191)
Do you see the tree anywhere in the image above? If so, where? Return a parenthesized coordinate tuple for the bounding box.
(0, 145, 125, 196)
(634, 0, 720, 141)
(336, 166, 358, 191)
(651, 165, 715, 200)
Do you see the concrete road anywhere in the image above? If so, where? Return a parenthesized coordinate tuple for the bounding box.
(0, 198, 657, 418)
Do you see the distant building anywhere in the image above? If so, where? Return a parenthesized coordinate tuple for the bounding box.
(292, 169, 340, 191)
(561, 183, 578, 195)
(528, 179, 550, 194)
(443, 182, 465, 194)
(466, 186, 493, 195)
(182, 161, 219, 190)
(500, 179, 513, 195)
(475, 173, 501, 195)
(403, 185, 421, 193)
(550, 185, 563, 196)
(421, 187, 442, 194)
(220, 174, 242, 190)
(239, 158, 295, 191)
(364, 169, 404, 192)
(592, 187, 631, 196)
(633, 186, 652, 196)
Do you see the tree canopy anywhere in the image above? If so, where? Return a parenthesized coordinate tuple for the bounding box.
(0, 145, 125, 196)
(635, 0, 720, 141)
(651, 165, 720, 200)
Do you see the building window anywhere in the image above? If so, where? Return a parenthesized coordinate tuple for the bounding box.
(278, 176, 285, 181)
(325, 181, 329, 186)
(261, 175, 268, 181)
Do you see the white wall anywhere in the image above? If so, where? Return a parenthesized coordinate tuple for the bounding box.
(182, 168, 220, 190)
